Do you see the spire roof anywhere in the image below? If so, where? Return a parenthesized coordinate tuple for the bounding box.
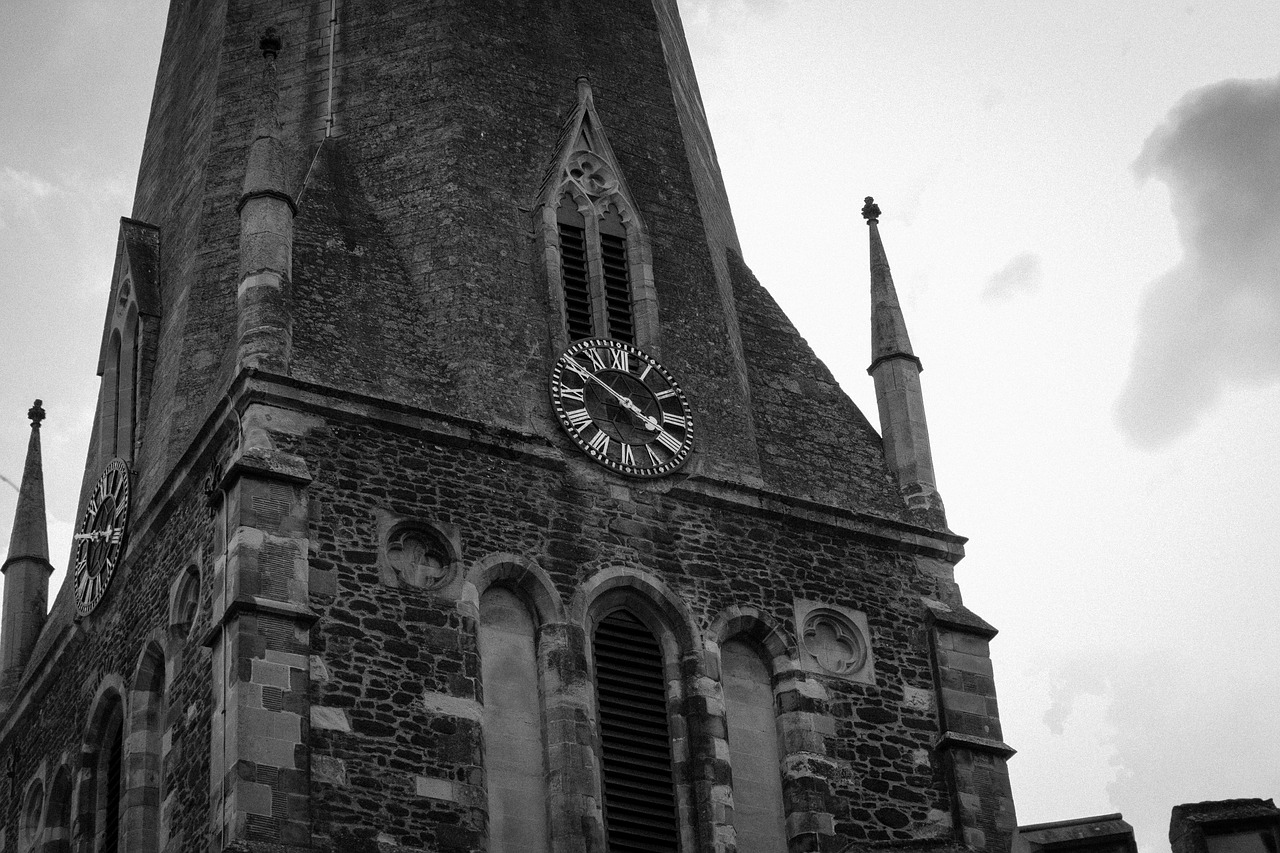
(5, 400, 48, 566)
(863, 197, 922, 372)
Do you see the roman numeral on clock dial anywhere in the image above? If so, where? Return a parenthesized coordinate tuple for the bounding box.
(656, 429, 683, 454)
(587, 430, 611, 455)
(585, 348, 608, 371)
(662, 413, 687, 430)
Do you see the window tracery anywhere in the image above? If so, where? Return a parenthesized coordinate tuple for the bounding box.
(96, 219, 159, 466)
(539, 80, 658, 352)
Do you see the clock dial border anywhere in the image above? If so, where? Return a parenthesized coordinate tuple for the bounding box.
(550, 338, 694, 478)
(73, 457, 132, 617)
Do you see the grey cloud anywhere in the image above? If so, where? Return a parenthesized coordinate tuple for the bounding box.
(1115, 75, 1280, 447)
(678, 0, 784, 24)
(1042, 656, 1109, 735)
(1102, 652, 1280, 853)
(1040, 649, 1280, 853)
(983, 252, 1042, 302)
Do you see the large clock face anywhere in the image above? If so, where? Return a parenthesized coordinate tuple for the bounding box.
(550, 338, 694, 478)
(73, 458, 131, 616)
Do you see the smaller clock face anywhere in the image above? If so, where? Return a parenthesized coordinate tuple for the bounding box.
(550, 339, 694, 478)
(73, 458, 131, 617)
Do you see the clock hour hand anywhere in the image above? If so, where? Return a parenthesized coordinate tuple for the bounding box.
(73, 526, 117, 543)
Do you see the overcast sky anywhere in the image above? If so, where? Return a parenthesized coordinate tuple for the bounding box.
(1, 1, 1276, 849)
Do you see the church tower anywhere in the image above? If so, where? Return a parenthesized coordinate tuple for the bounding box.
(0, 3, 1016, 853)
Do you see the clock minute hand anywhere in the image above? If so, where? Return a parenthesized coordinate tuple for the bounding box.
(566, 360, 661, 432)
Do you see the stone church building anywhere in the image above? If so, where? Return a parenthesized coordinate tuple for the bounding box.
(0, 2, 1019, 851)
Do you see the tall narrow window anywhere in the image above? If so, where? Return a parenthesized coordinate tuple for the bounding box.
(46, 767, 73, 853)
(556, 194, 635, 343)
(557, 197, 594, 342)
(126, 644, 166, 853)
(116, 307, 138, 461)
(539, 87, 657, 349)
(593, 609, 678, 852)
(20, 781, 44, 853)
(479, 587, 549, 853)
(100, 331, 122, 458)
(722, 640, 786, 853)
(102, 711, 123, 853)
(599, 208, 633, 344)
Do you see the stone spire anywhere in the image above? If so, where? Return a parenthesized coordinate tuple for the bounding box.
(862, 198, 945, 521)
(866, 198, 920, 372)
(1, 400, 53, 704)
(236, 28, 296, 374)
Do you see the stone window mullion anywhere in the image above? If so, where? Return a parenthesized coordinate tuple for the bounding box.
(583, 206, 609, 338)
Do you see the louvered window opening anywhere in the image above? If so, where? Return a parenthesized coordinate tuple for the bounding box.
(103, 717, 123, 853)
(559, 222, 594, 341)
(594, 610, 680, 853)
(600, 232, 635, 344)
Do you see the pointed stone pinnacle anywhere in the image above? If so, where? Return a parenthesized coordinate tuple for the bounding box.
(6, 401, 49, 563)
(866, 203, 918, 370)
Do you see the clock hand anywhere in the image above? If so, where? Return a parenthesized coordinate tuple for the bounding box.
(565, 360, 661, 432)
(73, 525, 118, 543)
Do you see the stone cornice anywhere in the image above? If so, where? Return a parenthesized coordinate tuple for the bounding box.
(933, 731, 1016, 760)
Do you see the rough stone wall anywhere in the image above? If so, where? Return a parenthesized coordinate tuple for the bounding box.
(729, 251, 910, 520)
(125, 0, 229, 508)
(81, 0, 919, 523)
(3, 1, 1024, 851)
(0, 452, 220, 853)
(278, 409, 961, 853)
(277, 0, 760, 476)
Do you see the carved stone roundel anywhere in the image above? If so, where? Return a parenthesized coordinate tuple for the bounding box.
(387, 528, 451, 590)
(801, 611, 868, 676)
(566, 151, 618, 199)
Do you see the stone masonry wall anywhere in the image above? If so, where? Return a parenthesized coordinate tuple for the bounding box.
(0, 445, 222, 853)
(281, 409, 962, 853)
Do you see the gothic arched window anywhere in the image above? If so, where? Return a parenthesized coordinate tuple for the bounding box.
(125, 643, 167, 853)
(96, 218, 159, 465)
(97, 704, 125, 853)
(44, 766, 73, 853)
(721, 639, 787, 853)
(540, 80, 658, 352)
(478, 586, 550, 853)
(20, 780, 44, 853)
(592, 608, 680, 852)
(554, 189, 638, 345)
(78, 687, 126, 853)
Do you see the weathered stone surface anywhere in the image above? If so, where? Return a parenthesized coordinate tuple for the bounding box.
(0, 2, 1017, 853)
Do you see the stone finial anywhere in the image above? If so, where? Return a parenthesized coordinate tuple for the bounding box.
(861, 196, 881, 223)
(576, 76, 593, 106)
(27, 400, 44, 428)
(260, 28, 282, 60)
